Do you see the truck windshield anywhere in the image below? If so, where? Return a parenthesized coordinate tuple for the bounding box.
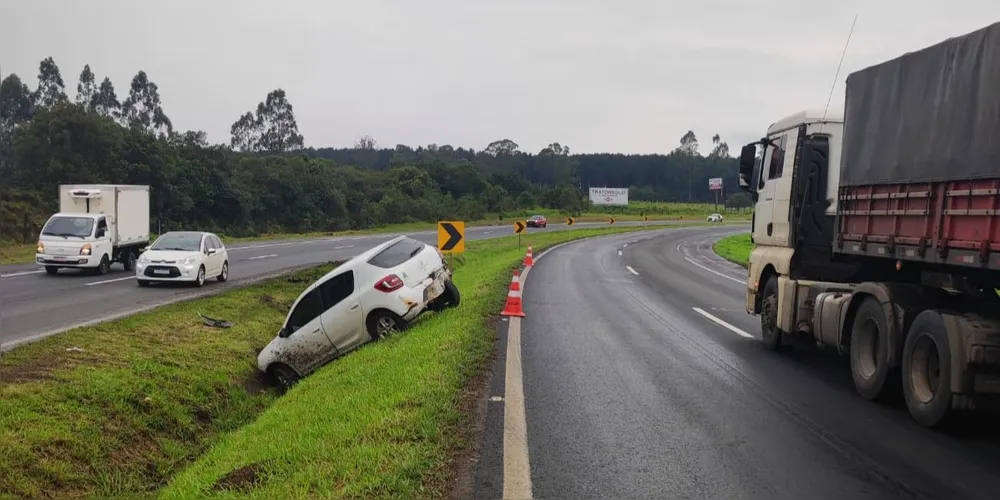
(41, 216, 94, 238)
(150, 233, 203, 252)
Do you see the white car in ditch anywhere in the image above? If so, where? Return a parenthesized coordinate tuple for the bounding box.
(257, 235, 461, 388)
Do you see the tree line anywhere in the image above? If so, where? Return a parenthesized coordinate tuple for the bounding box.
(0, 57, 747, 243)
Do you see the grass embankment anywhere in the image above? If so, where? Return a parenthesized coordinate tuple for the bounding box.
(0, 225, 661, 499)
(0, 265, 338, 499)
(712, 232, 752, 268)
(0, 202, 750, 265)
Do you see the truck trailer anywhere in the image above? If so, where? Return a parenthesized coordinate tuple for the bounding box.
(736, 21, 1000, 427)
(35, 184, 151, 275)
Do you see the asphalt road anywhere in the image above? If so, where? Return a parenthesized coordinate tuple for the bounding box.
(471, 226, 1000, 500)
(0, 220, 692, 350)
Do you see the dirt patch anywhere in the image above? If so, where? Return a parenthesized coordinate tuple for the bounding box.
(0, 352, 67, 383)
(257, 294, 288, 311)
(212, 462, 267, 493)
(242, 371, 271, 394)
(444, 314, 501, 500)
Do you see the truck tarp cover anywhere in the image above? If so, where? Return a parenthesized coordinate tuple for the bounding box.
(841, 21, 1000, 186)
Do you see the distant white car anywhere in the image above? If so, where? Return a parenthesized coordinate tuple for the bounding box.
(136, 231, 229, 287)
(257, 235, 460, 388)
(707, 213, 724, 222)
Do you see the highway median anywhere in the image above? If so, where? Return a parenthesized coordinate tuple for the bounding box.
(712, 232, 751, 268)
(1, 225, 672, 499)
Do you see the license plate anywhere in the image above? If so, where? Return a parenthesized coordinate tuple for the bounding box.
(153, 269, 170, 275)
(53, 257, 67, 262)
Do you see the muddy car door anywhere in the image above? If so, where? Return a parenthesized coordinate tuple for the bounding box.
(318, 269, 365, 351)
(280, 287, 339, 374)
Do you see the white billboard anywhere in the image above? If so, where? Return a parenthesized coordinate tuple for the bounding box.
(708, 177, 723, 191)
(589, 187, 629, 206)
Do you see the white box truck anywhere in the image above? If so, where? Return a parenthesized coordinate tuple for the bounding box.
(35, 184, 151, 275)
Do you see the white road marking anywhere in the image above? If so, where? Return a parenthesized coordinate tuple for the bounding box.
(626, 265, 639, 275)
(683, 256, 747, 285)
(692, 307, 754, 339)
(503, 311, 532, 498)
(247, 254, 278, 260)
(623, 243, 629, 248)
(490, 396, 505, 402)
(1, 269, 44, 278)
(618, 250, 622, 256)
(85, 275, 137, 286)
(333, 245, 353, 250)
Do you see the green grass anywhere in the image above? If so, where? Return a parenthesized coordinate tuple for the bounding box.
(158, 226, 675, 499)
(712, 232, 752, 268)
(0, 265, 340, 499)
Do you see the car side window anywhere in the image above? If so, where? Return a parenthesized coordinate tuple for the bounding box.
(201, 237, 209, 253)
(319, 270, 355, 308)
(286, 289, 324, 333)
(210, 236, 224, 250)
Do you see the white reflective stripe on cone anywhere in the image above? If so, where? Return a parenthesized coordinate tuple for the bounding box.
(508, 289, 521, 297)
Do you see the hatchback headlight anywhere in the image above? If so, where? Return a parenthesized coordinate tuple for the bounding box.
(138, 254, 149, 264)
(184, 256, 196, 265)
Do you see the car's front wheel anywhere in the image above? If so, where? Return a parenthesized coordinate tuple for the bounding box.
(268, 364, 300, 393)
(217, 261, 229, 282)
(194, 265, 206, 287)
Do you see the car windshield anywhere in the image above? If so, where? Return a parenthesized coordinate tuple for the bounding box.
(150, 233, 203, 252)
(531, 216, 543, 220)
(41, 216, 94, 238)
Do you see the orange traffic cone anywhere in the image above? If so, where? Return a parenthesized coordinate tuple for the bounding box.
(523, 246, 535, 267)
(500, 268, 526, 317)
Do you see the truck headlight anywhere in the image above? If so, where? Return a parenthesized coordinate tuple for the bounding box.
(36, 242, 44, 253)
(80, 244, 92, 255)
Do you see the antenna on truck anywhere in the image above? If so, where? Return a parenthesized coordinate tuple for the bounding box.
(819, 14, 859, 133)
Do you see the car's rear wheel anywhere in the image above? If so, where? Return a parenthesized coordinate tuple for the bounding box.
(430, 279, 461, 311)
(367, 310, 408, 341)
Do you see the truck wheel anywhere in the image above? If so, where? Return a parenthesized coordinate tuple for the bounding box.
(901, 310, 953, 427)
(760, 276, 784, 351)
(850, 297, 898, 401)
(45, 266, 59, 275)
(122, 251, 137, 271)
(95, 255, 111, 275)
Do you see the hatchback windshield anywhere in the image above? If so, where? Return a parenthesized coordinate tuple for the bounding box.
(41, 216, 95, 238)
(150, 233, 203, 252)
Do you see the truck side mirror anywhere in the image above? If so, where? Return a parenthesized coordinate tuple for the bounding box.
(738, 144, 757, 192)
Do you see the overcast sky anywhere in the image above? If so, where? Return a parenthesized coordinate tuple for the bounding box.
(1, 1, 997, 154)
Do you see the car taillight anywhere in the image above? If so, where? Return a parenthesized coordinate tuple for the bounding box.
(374, 274, 404, 293)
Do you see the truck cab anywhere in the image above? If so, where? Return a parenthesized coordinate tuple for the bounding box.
(36, 212, 113, 272)
(737, 109, 850, 313)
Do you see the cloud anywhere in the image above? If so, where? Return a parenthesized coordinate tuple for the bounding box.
(2, 0, 998, 154)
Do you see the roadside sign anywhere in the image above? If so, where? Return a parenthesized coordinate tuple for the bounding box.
(565, 217, 575, 225)
(609, 217, 616, 224)
(709, 177, 723, 191)
(437, 221, 465, 253)
(643, 215, 649, 222)
(514, 221, 526, 234)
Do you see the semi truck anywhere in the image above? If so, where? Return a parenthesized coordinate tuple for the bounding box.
(736, 21, 1000, 427)
(35, 184, 151, 275)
